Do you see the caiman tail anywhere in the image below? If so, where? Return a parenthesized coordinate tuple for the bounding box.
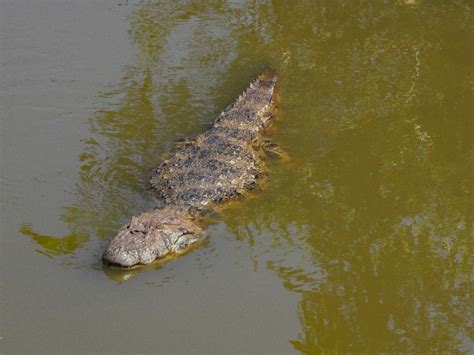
(103, 70, 277, 267)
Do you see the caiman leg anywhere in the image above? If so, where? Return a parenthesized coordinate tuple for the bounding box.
(262, 139, 291, 161)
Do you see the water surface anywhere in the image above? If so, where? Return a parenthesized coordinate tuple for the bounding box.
(1, 0, 473, 353)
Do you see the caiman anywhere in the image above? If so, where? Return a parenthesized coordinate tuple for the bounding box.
(103, 70, 278, 267)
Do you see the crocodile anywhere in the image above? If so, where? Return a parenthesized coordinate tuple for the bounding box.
(102, 70, 278, 267)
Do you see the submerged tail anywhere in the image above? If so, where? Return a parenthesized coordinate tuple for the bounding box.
(215, 69, 277, 129)
(243, 69, 278, 109)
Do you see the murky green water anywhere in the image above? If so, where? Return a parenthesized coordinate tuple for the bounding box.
(1, 0, 473, 353)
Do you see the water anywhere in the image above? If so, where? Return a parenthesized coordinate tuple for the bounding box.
(1, 0, 473, 353)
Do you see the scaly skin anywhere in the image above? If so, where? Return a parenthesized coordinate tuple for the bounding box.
(103, 70, 277, 267)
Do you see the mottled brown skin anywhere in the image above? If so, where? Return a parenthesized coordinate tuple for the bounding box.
(103, 70, 277, 267)
(102, 208, 201, 267)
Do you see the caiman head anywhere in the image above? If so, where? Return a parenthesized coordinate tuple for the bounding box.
(102, 207, 202, 267)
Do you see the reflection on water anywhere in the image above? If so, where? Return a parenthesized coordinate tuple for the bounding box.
(20, 0, 472, 352)
(101, 236, 212, 283)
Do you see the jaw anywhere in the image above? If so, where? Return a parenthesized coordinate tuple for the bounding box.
(102, 208, 202, 268)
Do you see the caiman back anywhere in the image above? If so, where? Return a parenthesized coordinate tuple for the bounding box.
(151, 70, 278, 209)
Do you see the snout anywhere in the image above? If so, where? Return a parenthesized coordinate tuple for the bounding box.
(102, 227, 154, 267)
(102, 208, 202, 268)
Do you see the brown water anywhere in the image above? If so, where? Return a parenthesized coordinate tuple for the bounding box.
(1, 0, 473, 353)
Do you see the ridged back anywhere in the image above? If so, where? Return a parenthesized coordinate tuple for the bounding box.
(151, 70, 278, 209)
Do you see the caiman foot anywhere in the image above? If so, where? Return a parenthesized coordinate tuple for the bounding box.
(262, 139, 290, 161)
